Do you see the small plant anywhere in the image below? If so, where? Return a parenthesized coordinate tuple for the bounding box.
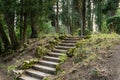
(20, 59, 39, 70)
(59, 34, 67, 40)
(43, 77, 49, 80)
(7, 65, 17, 74)
(67, 48, 75, 58)
(84, 35, 91, 39)
(23, 43, 28, 48)
(36, 46, 48, 58)
(90, 68, 98, 76)
(59, 54, 68, 63)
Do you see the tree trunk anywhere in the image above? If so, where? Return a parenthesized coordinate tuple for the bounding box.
(30, 11, 39, 38)
(55, 1, 60, 33)
(4, 14, 19, 49)
(20, 0, 23, 41)
(97, 0, 102, 31)
(0, 21, 10, 49)
(3, 0, 19, 49)
(23, 13, 27, 42)
(81, 0, 86, 36)
(87, 0, 92, 31)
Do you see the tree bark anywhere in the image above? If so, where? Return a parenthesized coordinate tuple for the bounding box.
(23, 13, 27, 42)
(55, 1, 60, 33)
(81, 0, 86, 36)
(30, 11, 39, 38)
(4, 13, 19, 49)
(3, 0, 19, 49)
(0, 21, 10, 49)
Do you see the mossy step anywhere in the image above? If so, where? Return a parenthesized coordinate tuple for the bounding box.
(65, 37, 81, 40)
(56, 46, 74, 50)
(62, 40, 77, 43)
(52, 49, 67, 53)
(19, 74, 40, 80)
(25, 69, 50, 79)
(59, 43, 76, 47)
(43, 56, 60, 62)
(33, 64, 56, 74)
(47, 52, 66, 57)
(38, 60, 59, 68)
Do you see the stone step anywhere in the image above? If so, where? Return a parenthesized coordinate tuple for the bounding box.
(33, 64, 56, 74)
(25, 69, 50, 79)
(65, 37, 80, 41)
(59, 43, 75, 47)
(19, 74, 40, 80)
(39, 60, 59, 68)
(43, 56, 60, 62)
(62, 40, 77, 43)
(52, 49, 67, 53)
(47, 52, 66, 57)
(55, 46, 74, 50)
(67, 36, 81, 38)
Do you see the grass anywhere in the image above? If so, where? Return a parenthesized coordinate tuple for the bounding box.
(71, 33, 120, 64)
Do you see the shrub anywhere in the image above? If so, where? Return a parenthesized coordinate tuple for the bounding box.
(106, 16, 120, 34)
(20, 59, 39, 70)
(77, 28, 90, 36)
(59, 34, 67, 40)
(67, 48, 76, 58)
(36, 46, 48, 58)
(59, 54, 68, 63)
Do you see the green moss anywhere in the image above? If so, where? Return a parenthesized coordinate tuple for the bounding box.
(36, 46, 48, 58)
(67, 48, 76, 57)
(7, 65, 17, 74)
(59, 54, 68, 64)
(59, 34, 67, 40)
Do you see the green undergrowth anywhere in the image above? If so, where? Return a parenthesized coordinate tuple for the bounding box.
(19, 58, 39, 70)
(36, 46, 49, 58)
(68, 33, 120, 64)
(47, 33, 120, 80)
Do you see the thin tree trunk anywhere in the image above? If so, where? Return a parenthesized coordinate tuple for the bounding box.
(23, 13, 27, 42)
(30, 11, 38, 38)
(81, 0, 86, 36)
(3, 0, 19, 49)
(55, 1, 60, 33)
(0, 21, 10, 49)
(4, 14, 19, 49)
(87, 0, 92, 31)
(20, 0, 23, 41)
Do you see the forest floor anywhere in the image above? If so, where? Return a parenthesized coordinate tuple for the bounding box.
(110, 45, 120, 80)
(0, 33, 120, 80)
(48, 33, 120, 80)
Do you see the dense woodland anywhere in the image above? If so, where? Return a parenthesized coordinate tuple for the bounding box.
(0, 0, 120, 52)
(1, 0, 120, 80)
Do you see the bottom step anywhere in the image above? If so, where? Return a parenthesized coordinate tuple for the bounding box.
(19, 74, 40, 80)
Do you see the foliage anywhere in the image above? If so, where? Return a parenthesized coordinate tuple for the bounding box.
(73, 33, 120, 64)
(20, 59, 39, 70)
(39, 20, 55, 34)
(7, 65, 17, 74)
(36, 46, 48, 58)
(67, 48, 75, 57)
(59, 54, 68, 63)
(77, 28, 90, 36)
(106, 16, 120, 34)
(59, 34, 68, 40)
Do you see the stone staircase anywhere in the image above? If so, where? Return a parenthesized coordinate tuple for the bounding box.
(18, 36, 81, 80)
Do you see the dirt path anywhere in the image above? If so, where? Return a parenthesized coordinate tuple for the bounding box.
(111, 45, 120, 80)
(0, 70, 7, 80)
